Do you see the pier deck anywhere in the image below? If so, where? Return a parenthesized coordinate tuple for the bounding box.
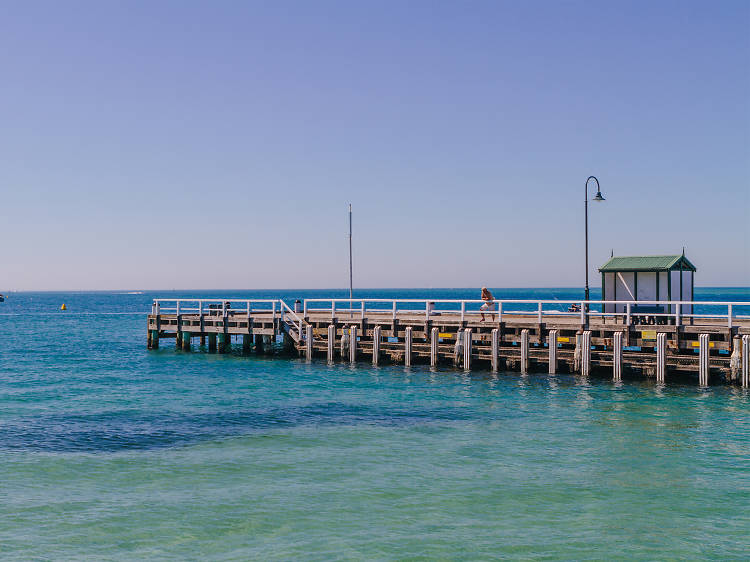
(147, 298, 750, 386)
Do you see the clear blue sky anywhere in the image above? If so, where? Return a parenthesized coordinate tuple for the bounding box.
(1, 0, 748, 290)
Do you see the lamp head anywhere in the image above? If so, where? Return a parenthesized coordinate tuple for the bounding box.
(593, 191, 605, 202)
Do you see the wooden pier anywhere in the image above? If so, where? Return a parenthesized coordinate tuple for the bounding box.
(147, 298, 750, 386)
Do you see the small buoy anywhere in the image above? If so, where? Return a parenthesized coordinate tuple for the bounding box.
(61, 304, 67, 311)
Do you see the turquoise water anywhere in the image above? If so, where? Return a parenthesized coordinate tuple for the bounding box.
(1, 289, 749, 560)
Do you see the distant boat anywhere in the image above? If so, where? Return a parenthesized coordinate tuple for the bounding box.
(0, 294, 4, 302)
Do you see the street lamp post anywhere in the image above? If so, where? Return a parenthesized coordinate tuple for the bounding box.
(584, 176, 605, 306)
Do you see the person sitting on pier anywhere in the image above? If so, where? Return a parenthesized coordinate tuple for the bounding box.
(480, 287, 495, 321)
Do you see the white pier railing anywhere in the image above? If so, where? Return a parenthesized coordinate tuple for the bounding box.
(301, 298, 750, 328)
(150, 298, 750, 328)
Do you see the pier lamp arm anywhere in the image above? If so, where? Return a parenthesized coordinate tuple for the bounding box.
(584, 176, 605, 308)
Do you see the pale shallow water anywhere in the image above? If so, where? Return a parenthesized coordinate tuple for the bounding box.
(1, 290, 749, 560)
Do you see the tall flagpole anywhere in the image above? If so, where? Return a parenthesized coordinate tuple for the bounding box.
(348, 204, 353, 317)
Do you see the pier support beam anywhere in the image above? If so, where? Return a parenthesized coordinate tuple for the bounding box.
(581, 331, 591, 377)
(491, 328, 499, 372)
(656, 333, 666, 383)
(175, 331, 182, 349)
(431, 328, 439, 368)
(305, 325, 313, 361)
(242, 334, 251, 353)
(327, 325, 335, 363)
(208, 333, 217, 353)
(148, 330, 159, 349)
(613, 331, 623, 382)
(181, 331, 191, 352)
(742, 335, 749, 388)
(520, 329, 529, 374)
(548, 330, 558, 374)
(373, 326, 381, 366)
(350, 325, 357, 363)
(405, 327, 413, 367)
(463, 328, 472, 371)
(699, 333, 710, 386)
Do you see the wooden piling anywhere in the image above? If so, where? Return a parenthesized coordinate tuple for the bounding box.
(742, 335, 749, 388)
(520, 329, 529, 374)
(242, 334, 251, 353)
(463, 328, 472, 371)
(405, 327, 412, 366)
(149, 329, 159, 349)
(431, 327, 439, 368)
(254, 334, 264, 354)
(699, 333, 710, 386)
(491, 328, 499, 372)
(350, 325, 357, 363)
(548, 329, 557, 374)
(656, 332, 666, 383)
(581, 331, 591, 377)
(305, 325, 313, 360)
(340, 327, 348, 359)
(613, 331, 623, 381)
(181, 331, 191, 352)
(200, 335, 206, 346)
(218, 333, 229, 354)
(373, 325, 381, 365)
(208, 333, 217, 353)
(327, 324, 335, 362)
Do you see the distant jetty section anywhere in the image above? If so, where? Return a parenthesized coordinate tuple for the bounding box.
(147, 297, 750, 387)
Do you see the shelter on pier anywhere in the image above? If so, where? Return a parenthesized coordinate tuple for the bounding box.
(599, 254, 696, 314)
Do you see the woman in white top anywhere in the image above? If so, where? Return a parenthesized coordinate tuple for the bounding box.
(480, 287, 495, 321)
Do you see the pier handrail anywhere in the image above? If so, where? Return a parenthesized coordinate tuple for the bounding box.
(279, 299, 307, 340)
(301, 298, 750, 328)
(149, 298, 750, 328)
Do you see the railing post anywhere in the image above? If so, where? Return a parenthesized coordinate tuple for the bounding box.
(580, 301, 585, 325)
(392, 301, 397, 321)
(728, 304, 733, 329)
(460, 301, 465, 324)
(425, 301, 430, 322)
(360, 301, 365, 322)
(497, 302, 503, 323)
(176, 301, 181, 316)
(155, 301, 160, 315)
(626, 303, 631, 326)
(303, 300, 308, 318)
(246, 301, 250, 317)
(537, 302, 543, 323)
(331, 300, 335, 321)
(675, 302, 681, 327)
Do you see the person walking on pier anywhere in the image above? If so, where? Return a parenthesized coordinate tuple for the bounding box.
(480, 287, 495, 321)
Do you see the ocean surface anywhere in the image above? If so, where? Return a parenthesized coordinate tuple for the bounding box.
(1, 288, 749, 560)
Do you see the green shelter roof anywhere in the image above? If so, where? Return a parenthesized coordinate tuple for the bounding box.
(599, 255, 696, 272)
